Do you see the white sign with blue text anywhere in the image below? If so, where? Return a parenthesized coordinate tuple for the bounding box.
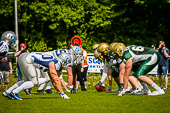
(87, 56, 104, 73)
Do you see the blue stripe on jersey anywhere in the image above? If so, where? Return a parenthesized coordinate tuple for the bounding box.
(32, 56, 58, 67)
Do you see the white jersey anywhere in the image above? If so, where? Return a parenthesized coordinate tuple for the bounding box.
(43, 49, 74, 66)
(30, 53, 62, 71)
(0, 41, 9, 58)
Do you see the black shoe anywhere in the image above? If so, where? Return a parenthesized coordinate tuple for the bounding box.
(70, 88, 76, 94)
(82, 89, 87, 91)
(29, 89, 32, 94)
(45, 89, 55, 94)
(24, 89, 31, 95)
(2, 91, 14, 99)
(81, 86, 87, 91)
(37, 89, 45, 93)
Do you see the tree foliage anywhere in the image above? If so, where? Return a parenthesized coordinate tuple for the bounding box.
(0, 0, 170, 52)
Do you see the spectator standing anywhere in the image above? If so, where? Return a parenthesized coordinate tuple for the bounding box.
(76, 45, 88, 91)
(157, 41, 170, 89)
(0, 54, 13, 93)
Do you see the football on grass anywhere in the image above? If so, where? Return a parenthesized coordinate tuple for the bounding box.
(95, 85, 106, 92)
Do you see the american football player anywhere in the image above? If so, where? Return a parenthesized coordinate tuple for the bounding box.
(112, 43, 165, 96)
(0, 31, 17, 60)
(3, 52, 71, 100)
(95, 43, 143, 94)
(38, 46, 83, 93)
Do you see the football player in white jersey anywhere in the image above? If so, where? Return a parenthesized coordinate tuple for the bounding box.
(0, 31, 17, 60)
(38, 46, 82, 94)
(3, 52, 71, 100)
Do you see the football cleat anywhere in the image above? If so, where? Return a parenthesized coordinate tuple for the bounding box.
(118, 89, 126, 96)
(37, 89, 46, 94)
(70, 88, 76, 94)
(163, 87, 168, 90)
(125, 86, 131, 93)
(148, 89, 165, 96)
(107, 86, 112, 91)
(131, 87, 142, 94)
(2, 91, 14, 99)
(24, 89, 31, 95)
(45, 89, 55, 94)
(11, 92, 23, 100)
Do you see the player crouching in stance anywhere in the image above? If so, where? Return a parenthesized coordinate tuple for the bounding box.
(3, 52, 71, 100)
(112, 43, 165, 96)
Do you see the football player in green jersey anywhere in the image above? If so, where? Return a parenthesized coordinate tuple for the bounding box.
(112, 43, 165, 96)
(95, 43, 142, 93)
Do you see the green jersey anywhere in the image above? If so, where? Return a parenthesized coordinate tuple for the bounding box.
(122, 45, 157, 64)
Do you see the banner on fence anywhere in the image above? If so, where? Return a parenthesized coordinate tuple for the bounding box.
(87, 56, 104, 73)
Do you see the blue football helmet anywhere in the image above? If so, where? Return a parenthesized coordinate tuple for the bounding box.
(1, 31, 17, 49)
(58, 52, 72, 68)
(70, 46, 83, 61)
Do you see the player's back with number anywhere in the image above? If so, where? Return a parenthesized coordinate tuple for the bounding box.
(31, 53, 61, 68)
(123, 45, 157, 64)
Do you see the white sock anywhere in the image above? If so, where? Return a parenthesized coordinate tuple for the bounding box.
(69, 85, 73, 89)
(138, 81, 143, 89)
(6, 81, 24, 93)
(141, 82, 150, 92)
(100, 72, 107, 83)
(45, 81, 52, 90)
(65, 82, 68, 86)
(151, 83, 162, 91)
(38, 83, 47, 90)
(13, 81, 34, 93)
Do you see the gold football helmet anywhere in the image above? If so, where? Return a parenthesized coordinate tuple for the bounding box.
(92, 44, 99, 50)
(94, 49, 104, 62)
(97, 43, 109, 56)
(109, 42, 117, 51)
(112, 43, 126, 57)
(94, 49, 99, 59)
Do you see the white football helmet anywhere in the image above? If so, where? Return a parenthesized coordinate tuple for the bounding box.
(1, 31, 17, 49)
(0, 41, 9, 59)
(58, 52, 72, 68)
(70, 46, 83, 61)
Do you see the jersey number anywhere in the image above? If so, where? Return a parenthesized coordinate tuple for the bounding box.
(132, 46, 144, 52)
(42, 55, 53, 59)
(55, 49, 66, 56)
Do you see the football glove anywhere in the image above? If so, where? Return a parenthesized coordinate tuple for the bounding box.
(95, 81, 102, 87)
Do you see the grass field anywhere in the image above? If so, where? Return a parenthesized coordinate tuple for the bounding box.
(0, 74, 170, 113)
